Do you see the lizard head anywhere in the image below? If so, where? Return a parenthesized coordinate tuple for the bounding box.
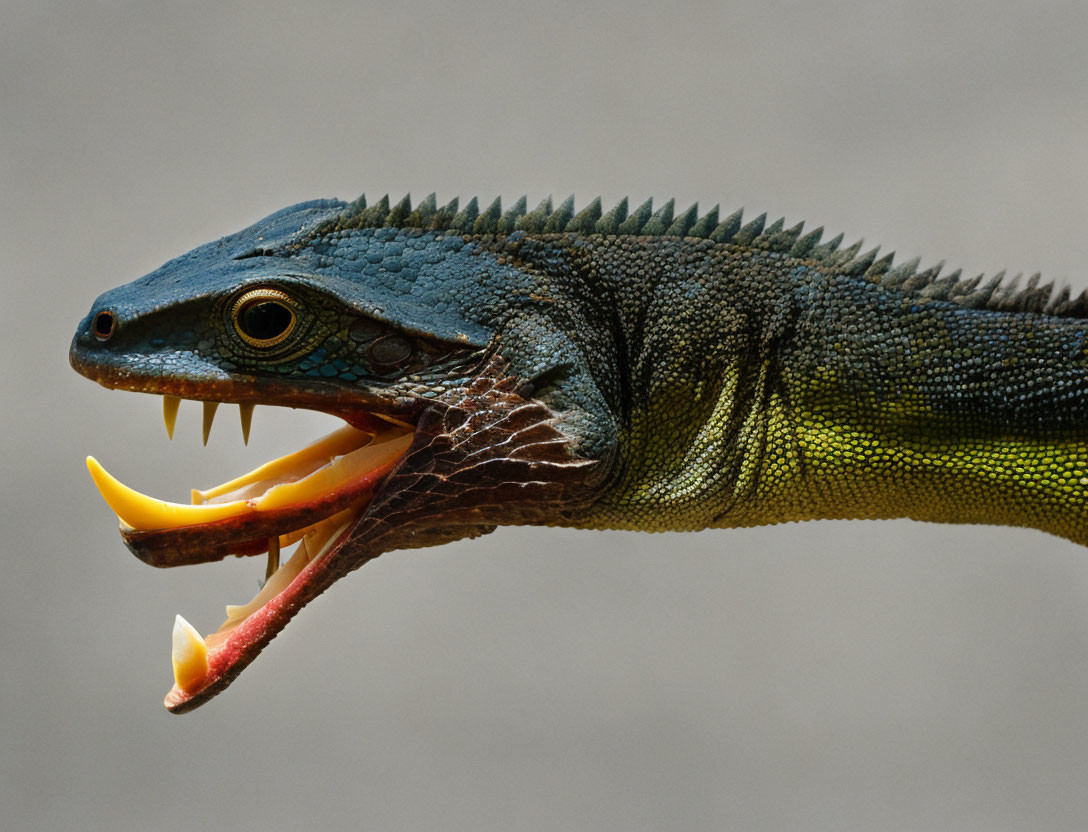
(70, 195, 616, 712)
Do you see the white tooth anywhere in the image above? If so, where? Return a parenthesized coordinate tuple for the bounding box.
(163, 395, 180, 440)
(239, 403, 254, 445)
(171, 614, 208, 692)
(202, 401, 219, 446)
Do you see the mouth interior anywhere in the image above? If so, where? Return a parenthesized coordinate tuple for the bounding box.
(85, 403, 414, 701)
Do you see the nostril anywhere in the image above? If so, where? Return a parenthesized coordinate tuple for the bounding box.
(93, 310, 116, 341)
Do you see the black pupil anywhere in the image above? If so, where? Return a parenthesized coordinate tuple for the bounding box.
(240, 301, 292, 341)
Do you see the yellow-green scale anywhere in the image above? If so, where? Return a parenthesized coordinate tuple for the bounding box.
(765, 385, 1088, 547)
(579, 366, 1088, 546)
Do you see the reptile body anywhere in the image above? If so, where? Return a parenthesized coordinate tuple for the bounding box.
(70, 193, 1088, 711)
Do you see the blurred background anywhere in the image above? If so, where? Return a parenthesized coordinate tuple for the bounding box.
(4, 1, 1088, 829)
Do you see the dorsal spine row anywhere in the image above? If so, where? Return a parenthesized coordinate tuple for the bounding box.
(307, 193, 1088, 319)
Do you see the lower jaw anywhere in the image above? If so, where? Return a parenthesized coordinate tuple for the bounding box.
(86, 412, 416, 711)
(166, 513, 355, 713)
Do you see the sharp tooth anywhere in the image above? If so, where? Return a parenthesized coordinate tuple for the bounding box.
(86, 426, 410, 530)
(265, 535, 280, 582)
(239, 403, 254, 445)
(171, 614, 208, 693)
(86, 456, 250, 529)
(163, 395, 180, 440)
(202, 401, 219, 446)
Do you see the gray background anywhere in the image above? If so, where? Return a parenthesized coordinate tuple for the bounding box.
(4, 1, 1088, 829)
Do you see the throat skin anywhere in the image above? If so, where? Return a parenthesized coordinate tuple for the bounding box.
(560, 243, 1088, 545)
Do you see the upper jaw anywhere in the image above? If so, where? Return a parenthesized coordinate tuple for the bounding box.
(68, 344, 422, 429)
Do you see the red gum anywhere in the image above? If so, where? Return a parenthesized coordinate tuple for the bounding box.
(161, 451, 408, 711)
(165, 531, 344, 710)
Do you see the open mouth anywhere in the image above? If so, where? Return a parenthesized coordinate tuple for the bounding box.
(85, 397, 415, 712)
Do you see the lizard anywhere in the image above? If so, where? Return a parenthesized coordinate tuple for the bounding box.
(70, 192, 1088, 713)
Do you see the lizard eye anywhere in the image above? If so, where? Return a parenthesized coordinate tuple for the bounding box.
(231, 289, 297, 348)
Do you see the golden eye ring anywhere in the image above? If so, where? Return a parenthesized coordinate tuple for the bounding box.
(231, 288, 297, 348)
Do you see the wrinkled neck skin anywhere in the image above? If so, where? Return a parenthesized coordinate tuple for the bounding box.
(516, 238, 1088, 547)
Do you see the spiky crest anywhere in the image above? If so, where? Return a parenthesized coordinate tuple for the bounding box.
(304, 194, 1088, 319)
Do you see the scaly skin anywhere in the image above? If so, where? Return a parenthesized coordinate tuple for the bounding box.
(70, 193, 1088, 711)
